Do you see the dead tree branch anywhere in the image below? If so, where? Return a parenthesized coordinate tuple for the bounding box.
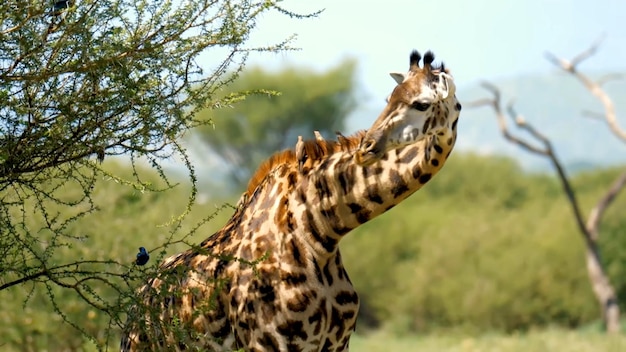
(587, 171, 626, 241)
(545, 36, 626, 142)
(473, 81, 622, 333)
(475, 83, 595, 250)
(470, 83, 548, 155)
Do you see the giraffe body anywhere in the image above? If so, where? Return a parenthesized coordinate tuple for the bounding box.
(121, 50, 461, 352)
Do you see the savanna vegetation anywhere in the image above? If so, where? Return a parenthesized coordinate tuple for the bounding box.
(2, 153, 626, 350)
(2, 1, 624, 351)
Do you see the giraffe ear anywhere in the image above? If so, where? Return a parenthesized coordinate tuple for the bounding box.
(389, 72, 406, 85)
(437, 74, 451, 99)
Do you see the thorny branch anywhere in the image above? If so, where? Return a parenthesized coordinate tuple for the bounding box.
(0, 0, 321, 347)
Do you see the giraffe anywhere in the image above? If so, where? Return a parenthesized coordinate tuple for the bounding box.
(121, 49, 461, 352)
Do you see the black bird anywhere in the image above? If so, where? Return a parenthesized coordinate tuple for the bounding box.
(135, 247, 149, 266)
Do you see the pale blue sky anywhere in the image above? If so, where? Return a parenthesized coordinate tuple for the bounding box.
(235, 0, 626, 130)
(184, 0, 626, 182)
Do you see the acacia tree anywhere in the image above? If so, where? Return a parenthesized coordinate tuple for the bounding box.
(473, 39, 626, 333)
(0, 0, 316, 347)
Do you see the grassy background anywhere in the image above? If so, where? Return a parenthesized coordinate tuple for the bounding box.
(351, 328, 626, 352)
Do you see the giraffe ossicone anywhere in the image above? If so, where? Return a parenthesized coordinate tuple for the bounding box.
(121, 49, 460, 352)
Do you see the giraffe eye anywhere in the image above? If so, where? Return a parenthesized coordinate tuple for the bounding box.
(411, 101, 431, 111)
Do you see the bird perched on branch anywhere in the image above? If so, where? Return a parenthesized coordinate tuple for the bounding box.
(135, 247, 149, 266)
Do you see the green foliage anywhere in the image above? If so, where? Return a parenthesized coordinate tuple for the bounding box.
(0, 0, 318, 347)
(0, 0, 306, 180)
(193, 60, 358, 188)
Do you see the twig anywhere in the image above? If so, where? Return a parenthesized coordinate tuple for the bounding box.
(545, 35, 626, 142)
(472, 82, 548, 156)
(506, 103, 551, 146)
(597, 73, 625, 86)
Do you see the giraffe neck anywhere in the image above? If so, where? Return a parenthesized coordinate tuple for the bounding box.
(294, 126, 457, 257)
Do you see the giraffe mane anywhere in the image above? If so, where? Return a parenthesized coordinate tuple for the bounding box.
(245, 130, 368, 198)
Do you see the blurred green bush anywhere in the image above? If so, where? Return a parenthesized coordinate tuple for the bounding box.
(342, 153, 626, 334)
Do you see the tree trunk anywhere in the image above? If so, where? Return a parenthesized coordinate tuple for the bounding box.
(586, 248, 620, 333)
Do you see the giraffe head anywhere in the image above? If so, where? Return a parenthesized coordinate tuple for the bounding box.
(356, 50, 460, 166)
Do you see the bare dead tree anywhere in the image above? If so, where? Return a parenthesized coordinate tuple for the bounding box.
(471, 40, 626, 332)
